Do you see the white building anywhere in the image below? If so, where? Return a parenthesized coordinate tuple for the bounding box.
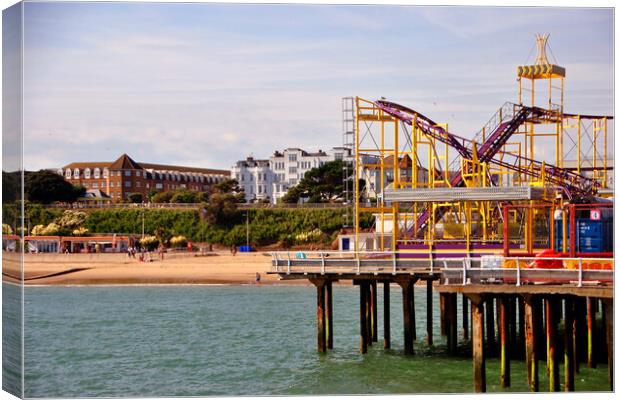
(232, 147, 354, 203)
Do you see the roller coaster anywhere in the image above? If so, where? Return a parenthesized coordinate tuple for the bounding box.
(352, 34, 613, 260)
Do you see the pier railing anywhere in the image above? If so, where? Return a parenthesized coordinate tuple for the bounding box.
(270, 251, 613, 287)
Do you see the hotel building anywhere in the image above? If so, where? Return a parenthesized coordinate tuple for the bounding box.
(232, 147, 354, 203)
(58, 154, 230, 202)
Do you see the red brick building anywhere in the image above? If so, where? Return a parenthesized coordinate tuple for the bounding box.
(58, 154, 230, 202)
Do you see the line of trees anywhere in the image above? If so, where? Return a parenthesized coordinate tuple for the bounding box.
(3, 170, 86, 204)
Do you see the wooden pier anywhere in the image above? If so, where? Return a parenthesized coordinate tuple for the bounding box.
(269, 252, 614, 393)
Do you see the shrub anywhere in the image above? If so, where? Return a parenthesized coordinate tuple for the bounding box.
(72, 227, 89, 236)
(152, 191, 174, 203)
(57, 210, 87, 231)
(170, 190, 197, 204)
(2, 224, 13, 235)
(31, 223, 61, 236)
(30, 224, 46, 236)
(139, 235, 160, 251)
(295, 228, 322, 243)
(169, 235, 188, 248)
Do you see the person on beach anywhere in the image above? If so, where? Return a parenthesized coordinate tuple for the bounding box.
(255, 272, 261, 284)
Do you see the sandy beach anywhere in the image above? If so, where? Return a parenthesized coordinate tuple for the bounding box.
(2, 252, 306, 286)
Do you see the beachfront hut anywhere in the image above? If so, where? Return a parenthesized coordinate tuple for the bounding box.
(2, 234, 19, 252)
(24, 236, 62, 253)
(61, 235, 130, 253)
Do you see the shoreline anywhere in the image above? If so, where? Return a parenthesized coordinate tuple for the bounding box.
(3, 252, 312, 286)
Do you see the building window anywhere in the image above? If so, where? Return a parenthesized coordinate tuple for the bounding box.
(84, 168, 91, 179)
(335, 153, 343, 160)
(289, 154, 297, 162)
(156, 183, 163, 189)
(73, 168, 80, 178)
(65, 170, 72, 179)
(92, 182, 99, 188)
(83, 182, 89, 188)
(125, 181, 131, 188)
(94, 168, 100, 178)
(136, 171, 141, 177)
(103, 168, 109, 178)
(289, 167, 297, 174)
(124, 170, 131, 177)
(101, 181, 106, 187)
(136, 182, 141, 187)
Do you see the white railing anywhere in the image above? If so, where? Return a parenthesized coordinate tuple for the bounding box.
(270, 251, 614, 287)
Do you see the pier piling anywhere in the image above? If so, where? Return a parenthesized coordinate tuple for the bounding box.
(462, 294, 469, 340)
(326, 281, 333, 350)
(440, 293, 447, 336)
(546, 297, 559, 391)
(314, 279, 327, 353)
(500, 297, 510, 388)
(485, 297, 496, 357)
(535, 297, 545, 363)
(371, 280, 378, 343)
(384, 281, 391, 349)
(359, 281, 368, 354)
(524, 295, 539, 392)
(509, 296, 517, 357)
(587, 297, 596, 368)
(427, 280, 433, 346)
(365, 282, 372, 347)
(401, 281, 414, 355)
(411, 282, 417, 341)
(603, 299, 613, 391)
(564, 297, 575, 391)
(518, 296, 525, 359)
(470, 295, 486, 393)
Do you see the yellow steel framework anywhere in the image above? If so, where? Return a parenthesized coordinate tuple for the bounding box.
(354, 34, 613, 255)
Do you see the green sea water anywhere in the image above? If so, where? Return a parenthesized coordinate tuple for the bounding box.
(7, 284, 610, 397)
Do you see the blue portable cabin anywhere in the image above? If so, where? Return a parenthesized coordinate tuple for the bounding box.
(554, 201, 613, 254)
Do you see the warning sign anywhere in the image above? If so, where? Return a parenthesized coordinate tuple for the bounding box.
(590, 209, 601, 221)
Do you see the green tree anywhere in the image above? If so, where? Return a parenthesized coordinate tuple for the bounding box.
(152, 191, 174, 203)
(211, 179, 245, 202)
(24, 170, 85, 204)
(282, 160, 356, 203)
(2, 171, 20, 203)
(203, 193, 239, 225)
(170, 189, 197, 203)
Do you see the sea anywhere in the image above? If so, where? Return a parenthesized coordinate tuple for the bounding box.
(2, 283, 610, 397)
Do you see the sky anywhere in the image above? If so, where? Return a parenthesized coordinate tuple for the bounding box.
(12, 2, 615, 171)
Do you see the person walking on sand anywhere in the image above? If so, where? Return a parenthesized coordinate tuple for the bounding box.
(255, 272, 261, 284)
